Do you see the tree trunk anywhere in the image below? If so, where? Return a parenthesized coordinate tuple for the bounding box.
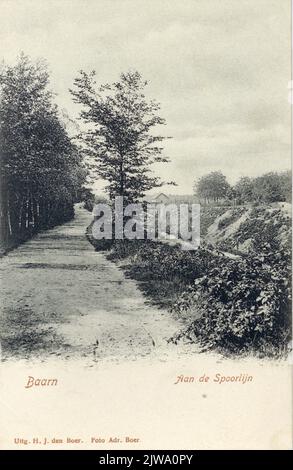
(18, 197, 24, 229)
(7, 196, 12, 236)
(119, 152, 125, 197)
(30, 194, 35, 228)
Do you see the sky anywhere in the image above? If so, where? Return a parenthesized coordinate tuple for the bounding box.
(0, 0, 291, 195)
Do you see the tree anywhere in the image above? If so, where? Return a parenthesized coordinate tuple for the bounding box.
(70, 70, 172, 203)
(278, 170, 291, 203)
(194, 171, 230, 203)
(234, 177, 254, 203)
(0, 54, 85, 247)
(252, 172, 286, 203)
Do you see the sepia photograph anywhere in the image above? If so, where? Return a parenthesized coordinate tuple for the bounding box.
(0, 0, 292, 451)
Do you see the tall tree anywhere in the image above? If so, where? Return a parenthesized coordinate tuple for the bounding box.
(194, 171, 230, 203)
(0, 54, 85, 248)
(70, 70, 172, 203)
(252, 172, 286, 203)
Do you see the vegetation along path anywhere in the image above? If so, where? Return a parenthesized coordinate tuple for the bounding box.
(0, 205, 197, 363)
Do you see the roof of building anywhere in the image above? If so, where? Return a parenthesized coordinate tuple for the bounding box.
(143, 193, 197, 203)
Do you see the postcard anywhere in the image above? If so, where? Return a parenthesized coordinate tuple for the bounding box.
(0, 0, 292, 450)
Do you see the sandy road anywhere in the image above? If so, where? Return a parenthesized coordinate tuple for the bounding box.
(0, 205, 197, 364)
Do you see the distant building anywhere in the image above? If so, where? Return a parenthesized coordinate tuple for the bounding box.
(144, 193, 198, 205)
(153, 193, 169, 204)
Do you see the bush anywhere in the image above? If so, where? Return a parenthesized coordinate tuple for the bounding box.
(109, 239, 217, 283)
(172, 249, 291, 355)
(107, 239, 221, 309)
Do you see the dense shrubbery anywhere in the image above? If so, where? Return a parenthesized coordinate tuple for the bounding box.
(106, 240, 220, 309)
(109, 240, 217, 283)
(172, 248, 291, 356)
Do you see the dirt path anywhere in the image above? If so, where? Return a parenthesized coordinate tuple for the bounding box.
(0, 204, 197, 364)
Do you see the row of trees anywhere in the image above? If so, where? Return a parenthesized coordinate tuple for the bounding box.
(0, 54, 86, 249)
(194, 170, 291, 204)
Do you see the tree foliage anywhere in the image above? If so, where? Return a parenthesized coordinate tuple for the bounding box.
(194, 171, 291, 205)
(70, 70, 172, 203)
(234, 177, 254, 203)
(195, 171, 230, 202)
(252, 172, 289, 203)
(0, 54, 86, 249)
(234, 172, 291, 204)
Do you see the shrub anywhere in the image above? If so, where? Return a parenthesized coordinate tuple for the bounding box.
(172, 249, 291, 355)
(109, 239, 218, 283)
